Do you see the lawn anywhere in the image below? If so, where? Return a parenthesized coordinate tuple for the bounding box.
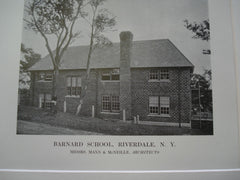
(17, 106, 211, 135)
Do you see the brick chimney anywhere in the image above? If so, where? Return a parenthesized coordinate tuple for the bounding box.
(119, 31, 133, 120)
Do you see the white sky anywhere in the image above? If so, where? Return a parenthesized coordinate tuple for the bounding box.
(21, 0, 211, 74)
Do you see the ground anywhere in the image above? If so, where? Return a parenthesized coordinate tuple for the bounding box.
(17, 106, 213, 135)
(17, 120, 103, 135)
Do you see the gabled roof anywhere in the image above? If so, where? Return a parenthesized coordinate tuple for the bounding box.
(28, 39, 194, 71)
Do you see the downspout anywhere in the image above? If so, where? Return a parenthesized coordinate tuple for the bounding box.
(31, 72, 35, 106)
(95, 69, 99, 116)
(178, 67, 182, 128)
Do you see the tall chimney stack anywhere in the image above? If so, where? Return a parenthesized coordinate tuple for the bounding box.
(119, 31, 133, 120)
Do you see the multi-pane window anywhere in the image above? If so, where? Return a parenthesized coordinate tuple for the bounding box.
(149, 70, 159, 80)
(149, 69, 169, 81)
(102, 95, 120, 112)
(102, 72, 111, 80)
(160, 97, 170, 115)
(38, 72, 53, 81)
(39, 93, 53, 109)
(111, 96, 120, 111)
(149, 96, 159, 114)
(45, 73, 53, 81)
(67, 76, 81, 96)
(149, 96, 170, 115)
(101, 69, 120, 81)
(160, 69, 169, 80)
(111, 69, 120, 80)
(102, 95, 111, 111)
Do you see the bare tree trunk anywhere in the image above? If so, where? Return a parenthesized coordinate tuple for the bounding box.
(52, 68, 59, 113)
(76, 38, 93, 115)
(75, 61, 92, 115)
(52, 68, 59, 97)
(76, 78, 89, 115)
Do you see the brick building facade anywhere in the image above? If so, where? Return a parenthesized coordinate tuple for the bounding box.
(28, 31, 194, 124)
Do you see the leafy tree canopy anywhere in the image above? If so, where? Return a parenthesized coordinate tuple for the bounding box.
(19, 43, 41, 89)
(184, 19, 210, 54)
(191, 70, 212, 113)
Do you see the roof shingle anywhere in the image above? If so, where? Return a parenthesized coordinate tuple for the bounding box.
(28, 39, 194, 71)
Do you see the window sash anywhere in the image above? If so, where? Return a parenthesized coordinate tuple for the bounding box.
(111, 95, 120, 111)
(67, 76, 81, 96)
(102, 95, 111, 111)
(38, 72, 53, 81)
(39, 93, 52, 109)
(101, 69, 120, 81)
(45, 73, 53, 81)
(102, 95, 120, 112)
(160, 69, 169, 80)
(149, 96, 170, 115)
(149, 70, 159, 80)
(149, 96, 159, 114)
(149, 69, 170, 80)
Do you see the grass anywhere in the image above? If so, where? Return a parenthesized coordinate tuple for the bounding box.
(17, 105, 212, 135)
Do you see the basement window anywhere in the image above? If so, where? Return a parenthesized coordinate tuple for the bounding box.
(101, 69, 120, 81)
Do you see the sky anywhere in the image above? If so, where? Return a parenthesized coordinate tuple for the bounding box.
(21, 0, 211, 74)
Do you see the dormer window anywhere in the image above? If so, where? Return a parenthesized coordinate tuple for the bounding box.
(101, 69, 120, 81)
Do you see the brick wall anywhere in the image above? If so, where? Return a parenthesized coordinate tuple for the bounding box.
(119, 31, 133, 120)
(131, 67, 192, 123)
(96, 69, 120, 119)
(30, 67, 192, 123)
(56, 69, 97, 116)
(31, 71, 53, 107)
(31, 69, 121, 119)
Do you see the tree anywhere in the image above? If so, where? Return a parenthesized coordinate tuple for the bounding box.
(19, 43, 41, 89)
(184, 19, 210, 54)
(24, 0, 85, 99)
(191, 72, 212, 113)
(75, 0, 116, 115)
(24, 0, 116, 114)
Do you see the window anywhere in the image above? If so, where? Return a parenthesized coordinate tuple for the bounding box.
(149, 69, 169, 81)
(67, 76, 81, 96)
(101, 69, 120, 81)
(39, 72, 45, 80)
(102, 95, 111, 111)
(102, 72, 111, 80)
(160, 69, 169, 80)
(102, 95, 120, 112)
(149, 70, 159, 80)
(39, 93, 53, 109)
(38, 72, 53, 81)
(111, 95, 120, 111)
(45, 73, 53, 81)
(111, 69, 120, 80)
(149, 96, 159, 114)
(160, 97, 170, 115)
(149, 96, 170, 115)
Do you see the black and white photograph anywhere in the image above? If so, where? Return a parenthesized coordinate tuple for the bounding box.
(17, 0, 213, 135)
